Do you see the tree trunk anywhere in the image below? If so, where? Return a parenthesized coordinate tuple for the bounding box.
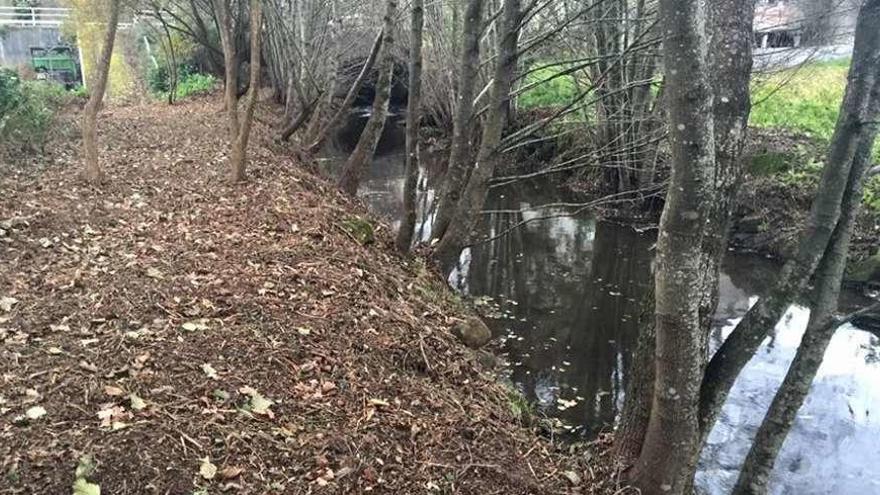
(214, 0, 240, 142)
(395, 0, 425, 252)
(214, 0, 262, 182)
(699, 0, 880, 439)
(81, 0, 121, 184)
(613, 298, 655, 466)
(732, 80, 880, 495)
(337, 0, 397, 196)
(433, 0, 521, 266)
(430, 0, 485, 240)
(629, 0, 716, 493)
(614, 0, 754, 469)
(229, 0, 263, 182)
(307, 30, 384, 153)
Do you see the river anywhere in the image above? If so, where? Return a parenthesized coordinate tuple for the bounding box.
(321, 111, 880, 495)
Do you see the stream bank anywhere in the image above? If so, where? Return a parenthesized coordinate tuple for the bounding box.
(0, 98, 608, 494)
(323, 107, 880, 494)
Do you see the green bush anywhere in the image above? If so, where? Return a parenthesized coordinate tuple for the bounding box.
(148, 65, 216, 101)
(173, 71, 216, 99)
(0, 69, 69, 154)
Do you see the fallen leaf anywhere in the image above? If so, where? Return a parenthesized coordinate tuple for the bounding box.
(129, 393, 147, 411)
(200, 457, 217, 480)
(220, 466, 244, 479)
(0, 296, 18, 312)
(72, 478, 100, 495)
(296, 327, 311, 336)
(25, 406, 46, 419)
(240, 386, 274, 416)
(182, 319, 209, 331)
(103, 386, 125, 397)
(562, 470, 582, 486)
(201, 363, 219, 379)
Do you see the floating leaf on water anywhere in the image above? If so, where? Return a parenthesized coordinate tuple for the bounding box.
(25, 406, 46, 419)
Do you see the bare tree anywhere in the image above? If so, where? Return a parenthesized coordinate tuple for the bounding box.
(698, 0, 880, 445)
(431, 0, 485, 240)
(732, 5, 880, 493)
(82, 0, 122, 184)
(627, 0, 717, 492)
(214, 0, 263, 182)
(337, 0, 398, 195)
(396, 0, 425, 252)
(433, 0, 523, 265)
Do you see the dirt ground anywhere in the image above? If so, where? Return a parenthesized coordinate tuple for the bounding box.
(0, 99, 614, 494)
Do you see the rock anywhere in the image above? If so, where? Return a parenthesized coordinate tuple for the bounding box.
(451, 316, 492, 348)
(847, 252, 880, 285)
(340, 217, 374, 245)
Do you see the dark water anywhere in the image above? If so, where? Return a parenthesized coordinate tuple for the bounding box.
(322, 114, 880, 495)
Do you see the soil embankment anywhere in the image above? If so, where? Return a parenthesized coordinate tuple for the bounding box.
(0, 99, 603, 494)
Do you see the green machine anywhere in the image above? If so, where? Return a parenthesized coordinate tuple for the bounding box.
(30, 45, 81, 88)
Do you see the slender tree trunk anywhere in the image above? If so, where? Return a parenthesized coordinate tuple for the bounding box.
(630, 0, 716, 493)
(431, 0, 485, 240)
(307, 30, 384, 153)
(81, 0, 121, 184)
(229, 0, 263, 182)
(214, 0, 240, 141)
(433, 0, 521, 265)
(279, 93, 320, 141)
(732, 85, 880, 495)
(214, 0, 263, 182)
(395, 0, 425, 252)
(337, 0, 397, 196)
(699, 0, 880, 439)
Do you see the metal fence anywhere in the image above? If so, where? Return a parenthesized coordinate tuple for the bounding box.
(0, 6, 71, 27)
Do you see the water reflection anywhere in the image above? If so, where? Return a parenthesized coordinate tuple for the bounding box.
(322, 113, 880, 494)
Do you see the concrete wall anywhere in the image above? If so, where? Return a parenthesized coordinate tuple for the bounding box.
(0, 25, 65, 68)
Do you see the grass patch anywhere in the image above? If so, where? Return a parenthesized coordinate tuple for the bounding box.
(751, 59, 880, 213)
(750, 59, 850, 141)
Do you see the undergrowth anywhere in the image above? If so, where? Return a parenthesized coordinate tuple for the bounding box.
(0, 69, 70, 156)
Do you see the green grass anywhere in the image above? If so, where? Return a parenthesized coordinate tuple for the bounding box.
(750, 59, 850, 141)
(750, 59, 880, 213)
(518, 66, 578, 109)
